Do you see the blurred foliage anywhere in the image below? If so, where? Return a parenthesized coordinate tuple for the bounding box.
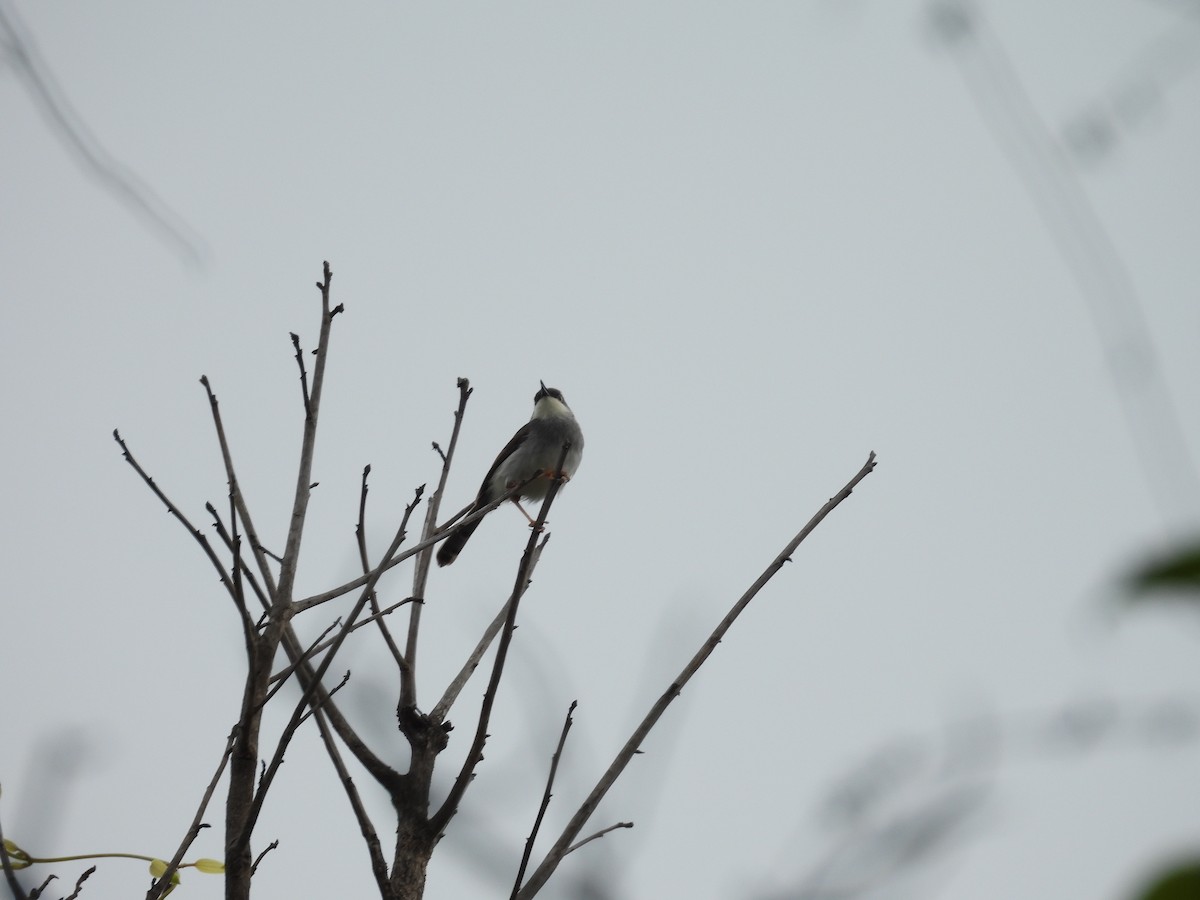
(1133, 859, 1200, 900)
(1127, 538, 1200, 599)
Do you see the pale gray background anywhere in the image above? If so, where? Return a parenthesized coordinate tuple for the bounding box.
(2, 2, 1199, 898)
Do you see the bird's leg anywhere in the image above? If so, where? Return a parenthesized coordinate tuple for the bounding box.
(511, 499, 543, 530)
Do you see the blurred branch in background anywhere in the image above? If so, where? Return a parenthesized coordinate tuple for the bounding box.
(1060, 18, 1200, 165)
(927, 1, 1200, 529)
(757, 692, 1200, 899)
(0, 0, 207, 266)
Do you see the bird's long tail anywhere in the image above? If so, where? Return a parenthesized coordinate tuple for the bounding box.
(436, 515, 483, 567)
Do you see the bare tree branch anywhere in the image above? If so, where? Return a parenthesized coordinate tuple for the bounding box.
(403, 378, 473, 709)
(512, 701, 578, 899)
(206, 502, 271, 614)
(295, 476, 536, 614)
(563, 822, 633, 856)
(356, 464, 409, 676)
(61, 865, 95, 900)
(200, 375, 279, 603)
(250, 841, 278, 876)
(271, 261, 340, 620)
(429, 534, 549, 725)
(113, 429, 240, 605)
(430, 443, 574, 835)
(310, 700, 390, 893)
(145, 729, 237, 900)
(289, 332, 312, 419)
(225, 262, 342, 899)
(516, 451, 878, 898)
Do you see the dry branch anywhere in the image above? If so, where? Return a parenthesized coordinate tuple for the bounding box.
(515, 451, 878, 898)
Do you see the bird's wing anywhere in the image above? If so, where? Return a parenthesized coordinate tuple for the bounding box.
(475, 422, 532, 504)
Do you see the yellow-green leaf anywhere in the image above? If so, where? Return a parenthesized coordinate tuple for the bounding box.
(194, 858, 225, 874)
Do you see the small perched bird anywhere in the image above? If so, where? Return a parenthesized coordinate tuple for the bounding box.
(436, 382, 584, 567)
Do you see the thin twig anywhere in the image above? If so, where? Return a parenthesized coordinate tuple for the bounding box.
(511, 701, 578, 899)
(563, 822, 634, 856)
(296, 476, 534, 614)
(309, 705, 390, 891)
(28, 874, 54, 899)
(269, 261, 337, 620)
(298, 671, 350, 726)
(250, 841, 278, 876)
(515, 451, 879, 899)
(113, 429, 238, 603)
(206, 502, 270, 613)
(356, 464, 408, 675)
(264, 617, 343, 700)
(145, 728, 238, 900)
(200, 375, 279, 603)
(224, 263, 340, 897)
(62, 866, 95, 900)
(403, 378, 473, 709)
(227, 480, 254, 650)
(430, 532, 549, 724)
(430, 443, 573, 835)
(289, 332, 312, 418)
(431, 600, 512, 724)
(269, 597, 416, 685)
(245, 489, 426, 843)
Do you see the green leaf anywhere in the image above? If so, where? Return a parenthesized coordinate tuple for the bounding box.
(1134, 860, 1200, 900)
(1128, 539, 1200, 599)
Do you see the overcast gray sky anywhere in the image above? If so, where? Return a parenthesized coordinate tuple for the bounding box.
(2, 2, 1199, 898)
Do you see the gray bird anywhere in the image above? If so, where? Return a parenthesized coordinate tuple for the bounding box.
(436, 382, 583, 567)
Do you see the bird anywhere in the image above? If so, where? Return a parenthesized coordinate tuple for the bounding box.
(436, 382, 584, 567)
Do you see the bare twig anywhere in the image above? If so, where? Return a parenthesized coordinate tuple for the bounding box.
(356, 464, 408, 676)
(430, 533, 549, 724)
(431, 600, 512, 724)
(113, 429, 239, 604)
(271, 261, 337, 619)
(511, 701, 578, 899)
(224, 263, 340, 899)
(309, 705, 390, 893)
(250, 841, 278, 876)
(270, 597, 417, 686)
(248, 486, 427, 840)
(564, 822, 634, 855)
(200, 376, 279, 603)
(62, 865, 95, 900)
(145, 728, 238, 900)
(515, 451, 878, 898)
(298, 671, 351, 726)
(206, 502, 270, 613)
(296, 476, 535, 614)
(403, 378, 473, 709)
(430, 443, 573, 835)
(264, 617, 343, 700)
(289, 332, 312, 418)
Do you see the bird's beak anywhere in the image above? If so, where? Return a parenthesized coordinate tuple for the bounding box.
(539, 380, 548, 392)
